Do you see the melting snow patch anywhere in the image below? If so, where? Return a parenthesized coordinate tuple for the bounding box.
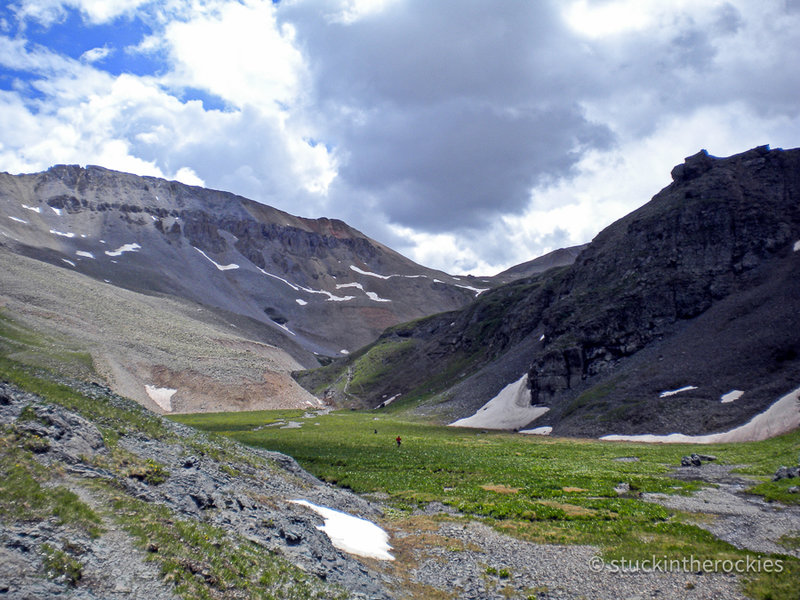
(50, 206, 63, 216)
(339, 349, 350, 355)
(8, 216, 28, 224)
(794, 240, 800, 252)
(290, 500, 394, 560)
(601, 386, 800, 444)
(296, 299, 308, 306)
(454, 283, 489, 296)
(365, 291, 391, 302)
(721, 390, 744, 403)
(539, 334, 545, 341)
(659, 385, 698, 398)
(520, 426, 553, 436)
(450, 374, 550, 430)
(193, 247, 239, 270)
(258, 268, 354, 301)
(105, 243, 141, 256)
(50, 229, 75, 238)
(337, 282, 364, 290)
(145, 385, 177, 412)
(61, 258, 76, 267)
(350, 265, 391, 279)
(76, 251, 95, 259)
(21, 204, 40, 213)
(275, 322, 296, 336)
(375, 394, 400, 408)
(280, 421, 302, 429)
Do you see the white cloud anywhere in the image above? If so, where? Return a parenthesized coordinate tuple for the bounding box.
(161, 0, 304, 110)
(80, 45, 112, 63)
(1, 0, 799, 275)
(173, 166, 204, 186)
(12, 0, 154, 25)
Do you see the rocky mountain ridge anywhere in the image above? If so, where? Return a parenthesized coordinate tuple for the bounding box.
(302, 145, 800, 437)
(0, 164, 487, 358)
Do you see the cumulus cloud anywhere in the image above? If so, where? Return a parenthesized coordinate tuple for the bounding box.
(0, 0, 799, 273)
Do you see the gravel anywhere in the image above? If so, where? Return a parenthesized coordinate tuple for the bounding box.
(643, 464, 800, 559)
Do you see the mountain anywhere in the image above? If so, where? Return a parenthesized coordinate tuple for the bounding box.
(0, 165, 504, 413)
(0, 164, 487, 359)
(300, 145, 800, 437)
(491, 244, 587, 284)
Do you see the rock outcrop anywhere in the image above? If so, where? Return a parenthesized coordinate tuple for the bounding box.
(302, 146, 800, 437)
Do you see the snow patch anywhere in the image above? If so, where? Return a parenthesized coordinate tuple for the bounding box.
(290, 500, 394, 560)
(454, 283, 489, 296)
(520, 426, 553, 436)
(61, 258, 76, 267)
(105, 243, 141, 257)
(449, 374, 549, 430)
(145, 385, 177, 412)
(365, 291, 391, 302)
(375, 394, 400, 408)
(296, 299, 308, 306)
(21, 204, 40, 213)
(8, 216, 28, 224)
(659, 385, 698, 398)
(258, 268, 354, 301)
(193, 247, 239, 271)
(350, 265, 391, 279)
(539, 334, 545, 341)
(337, 281, 391, 302)
(601, 386, 800, 444)
(50, 206, 63, 216)
(720, 390, 744, 404)
(50, 229, 75, 238)
(794, 240, 800, 252)
(76, 251, 95, 259)
(275, 322, 296, 336)
(280, 421, 302, 429)
(339, 349, 350, 355)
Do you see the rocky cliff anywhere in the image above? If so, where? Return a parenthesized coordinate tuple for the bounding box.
(302, 146, 800, 437)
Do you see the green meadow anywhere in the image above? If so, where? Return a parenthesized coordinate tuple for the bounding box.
(173, 408, 800, 599)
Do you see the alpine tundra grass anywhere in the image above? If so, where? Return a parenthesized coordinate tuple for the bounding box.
(174, 409, 800, 600)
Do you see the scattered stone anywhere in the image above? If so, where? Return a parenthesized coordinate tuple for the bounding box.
(788, 486, 799, 494)
(614, 482, 630, 495)
(681, 453, 716, 467)
(772, 466, 800, 481)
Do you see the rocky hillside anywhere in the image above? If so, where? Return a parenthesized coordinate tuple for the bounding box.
(0, 165, 486, 358)
(300, 146, 800, 437)
(0, 373, 398, 599)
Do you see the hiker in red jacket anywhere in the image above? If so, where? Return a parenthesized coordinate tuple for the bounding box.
(395, 435, 402, 447)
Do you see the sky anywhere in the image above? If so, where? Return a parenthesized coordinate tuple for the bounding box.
(1, 0, 799, 275)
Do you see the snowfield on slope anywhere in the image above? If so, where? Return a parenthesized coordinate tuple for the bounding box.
(449, 374, 549, 430)
(601, 386, 800, 443)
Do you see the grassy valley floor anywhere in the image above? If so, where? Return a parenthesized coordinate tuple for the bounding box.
(173, 409, 800, 599)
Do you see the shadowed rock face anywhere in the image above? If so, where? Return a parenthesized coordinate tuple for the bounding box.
(0, 164, 485, 356)
(303, 146, 800, 437)
(528, 145, 800, 415)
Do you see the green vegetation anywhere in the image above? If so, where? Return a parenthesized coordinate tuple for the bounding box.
(175, 409, 800, 599)
(0, 429, 102, 538)
(41, 543, 84, 586)
(0, 328, 343, 599)
(106, 491, 346, 600)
